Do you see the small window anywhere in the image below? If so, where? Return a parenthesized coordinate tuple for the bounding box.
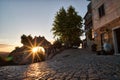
(98, 4, 105, 18)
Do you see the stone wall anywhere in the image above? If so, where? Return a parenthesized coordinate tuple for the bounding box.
(94, 17, 120, 51)
(91, 0, 120, 52)
(91, 0, 120, 30)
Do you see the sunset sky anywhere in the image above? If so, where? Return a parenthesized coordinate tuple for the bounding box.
(0, 0, 90, 52)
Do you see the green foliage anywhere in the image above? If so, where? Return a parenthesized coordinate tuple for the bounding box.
(51, 6, 83, 47)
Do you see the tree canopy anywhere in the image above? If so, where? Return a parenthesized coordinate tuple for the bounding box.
(21, 34, 33, 47)
(51, 6, 83, 47)
(21, 34, 51, 48)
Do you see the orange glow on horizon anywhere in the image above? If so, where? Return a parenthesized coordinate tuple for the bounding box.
(0, 43, 23, 52)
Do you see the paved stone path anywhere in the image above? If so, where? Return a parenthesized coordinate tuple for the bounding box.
(0, 49, 120, 80)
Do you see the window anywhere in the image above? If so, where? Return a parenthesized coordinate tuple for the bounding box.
(98, 4, 105, 18)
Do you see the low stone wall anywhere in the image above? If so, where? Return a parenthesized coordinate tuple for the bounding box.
(45, 46, 65, 60)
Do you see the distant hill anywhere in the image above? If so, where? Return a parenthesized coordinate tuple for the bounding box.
(0, 52, 10, 58)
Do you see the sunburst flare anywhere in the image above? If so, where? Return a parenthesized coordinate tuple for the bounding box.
(23, 38, 46, 63)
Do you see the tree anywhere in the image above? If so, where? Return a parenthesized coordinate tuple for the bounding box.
(53, 39, 62, 49)
(21, 34, 33, 46)
(51, 6, 83, 47)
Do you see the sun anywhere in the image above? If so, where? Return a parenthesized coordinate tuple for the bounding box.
(22, 37, 46, 63)
(32, 47, 38, 53)
(32, 46, 45, 53)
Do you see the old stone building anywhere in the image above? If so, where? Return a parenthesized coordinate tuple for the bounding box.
(84, 2, 94, 49)
(91, 0, 120, 54)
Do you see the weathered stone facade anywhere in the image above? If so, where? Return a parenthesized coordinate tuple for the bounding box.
(91, 0, 120, 54)
(94, 18, 120, 51)
(84, 2, 94, 49)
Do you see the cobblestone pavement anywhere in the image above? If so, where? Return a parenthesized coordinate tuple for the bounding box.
(0, 49, 120, 80)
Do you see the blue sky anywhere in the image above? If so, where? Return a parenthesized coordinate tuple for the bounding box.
(0, 0, 90, 52)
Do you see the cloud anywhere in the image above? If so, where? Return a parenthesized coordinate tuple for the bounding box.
(0, 44, 13, 48)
